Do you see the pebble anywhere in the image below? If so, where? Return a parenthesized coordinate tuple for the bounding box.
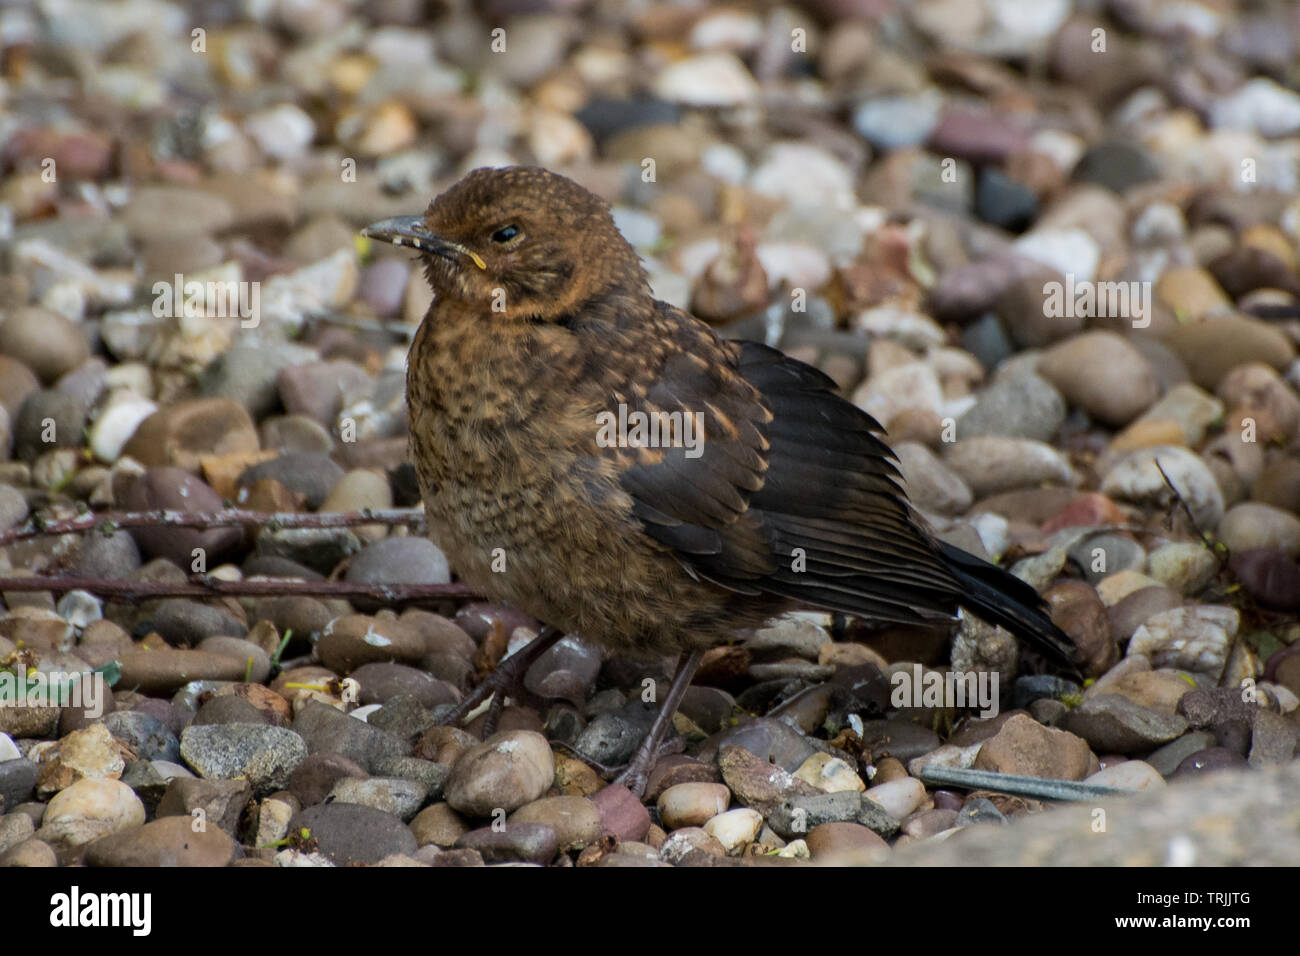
(894, 442, 973, 516)
(703, 808, 763, 855)
(455, 823, 558, 865)
(944, 436, 1075, 496)
(957, 373, 1065, 442)
(793, 753, 865, 793)
(1163, 317, 1296, 391)
(239, 452, 345, 509)
(328, 776, 427, 821)
(509, 795, 602, 851)
(972, 714, 1094, 781)
(104, 711, 179, 763)
(658, 782, 731, 830)
(1217, 502, 1300, 557)
(1231, 548, 1300, 611)
(805, 821, 889, 859)
(155, 777, 252, 836)
(315, 615, 427, 674)
(292, 701, 407, 774)
(590, 784, 651, 842)
(84, 815, 237, 867)
(1059, 695, 1190, 754)
(344, 537, 451, 594)
(121, 397, 260, 472)
(1172, 747, 1248, 778)
(1146, 542, 1220, 596)
(1128, 605, 1239, 679)
(652, 53, 758, 107)
(1101, 446, 1225, 531)
(444, 730, 555, 817)
(117, 649, 249, 695)
(864, 776, 927, 820)
(658, 827, 728, 866)
(122, 467, 242, 567)
(410, 803, 470, 848)
(179, 724, 308, 795)
(1037, 332, 1160, 427)
(0, 307, 91, 384)
(288, 802, 418, 865)
(0, 838, 58, 867)
(39, 778, 145, 848)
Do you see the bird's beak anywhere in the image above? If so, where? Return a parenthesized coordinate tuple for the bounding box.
(362, 216, 486, 270)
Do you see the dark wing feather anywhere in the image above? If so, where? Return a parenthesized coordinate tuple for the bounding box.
(585, 301, 1076, 660)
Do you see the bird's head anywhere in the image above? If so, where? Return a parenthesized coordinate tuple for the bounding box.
(363, 166, 648, 323)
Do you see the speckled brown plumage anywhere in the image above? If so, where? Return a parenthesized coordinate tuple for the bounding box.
(369, 166, 1077, 664)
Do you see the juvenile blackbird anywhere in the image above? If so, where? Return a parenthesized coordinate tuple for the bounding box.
(365, 166, 1077, 796)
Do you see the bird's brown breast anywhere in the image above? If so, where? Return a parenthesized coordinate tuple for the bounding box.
(405, 301, 764, 652)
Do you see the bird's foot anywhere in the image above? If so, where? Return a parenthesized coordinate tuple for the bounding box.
(553, 734, 685, 791)
(437, 625, 564, 736)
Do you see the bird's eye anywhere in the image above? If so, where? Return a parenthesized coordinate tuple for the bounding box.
(491, 225, 521, 243)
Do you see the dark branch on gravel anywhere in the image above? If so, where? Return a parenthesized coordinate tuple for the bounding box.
(0, 507, 428, 546)
(0, 574, 477, 605)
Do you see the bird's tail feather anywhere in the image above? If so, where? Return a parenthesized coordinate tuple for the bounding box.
(936, 540, 1080, 667)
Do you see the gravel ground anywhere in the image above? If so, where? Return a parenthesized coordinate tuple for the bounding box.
(0, 0, 1298, 868)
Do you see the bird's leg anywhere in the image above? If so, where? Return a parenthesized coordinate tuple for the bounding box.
(612, 648, 705, 799)
(438, 625, 565, 735)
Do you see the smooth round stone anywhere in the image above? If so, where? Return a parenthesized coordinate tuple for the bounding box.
(1230, 548, 1300, 611)
(121, 397, 259, 472)
(1217, 502, 1300, 557)
(351, 661, 459, 709)
(805, 821, 889, 859)
(943, 436, 1074, 496)
(1037, 331, 1159, 427)
(1146, 542, 1220, 595)
(117, 649, 248, 696)
(0, 837, 57, 867)
(288, 802, 418, 865)
(197, 637, 271, 683)
(84, 815, 236, 867)
(590, 783, 650, 842)
(315, 615, 427, 674)
(509, 795, 602, 851)
(703, 807, 763, 855)
(123, 468, 242, 566)
(410, 802, 470, 848)
(1172, 747, 1248, 777)
(455, 822, 558, 865)
(328, 776, 427, 821)
(287, 752, 369, 807)
(1084, 760, 1166, 791)
(0, 306, 90, 383)
(793, 753, 865, 793)
(40, 778, 145, 847)
(893, 442, 973, 516)
(444, 730, 555, 817)
(89, 397, 158, 463)
(657, 782, 731, 830)
(345, 537, 451, 588)
(864, 776, 926, 819)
